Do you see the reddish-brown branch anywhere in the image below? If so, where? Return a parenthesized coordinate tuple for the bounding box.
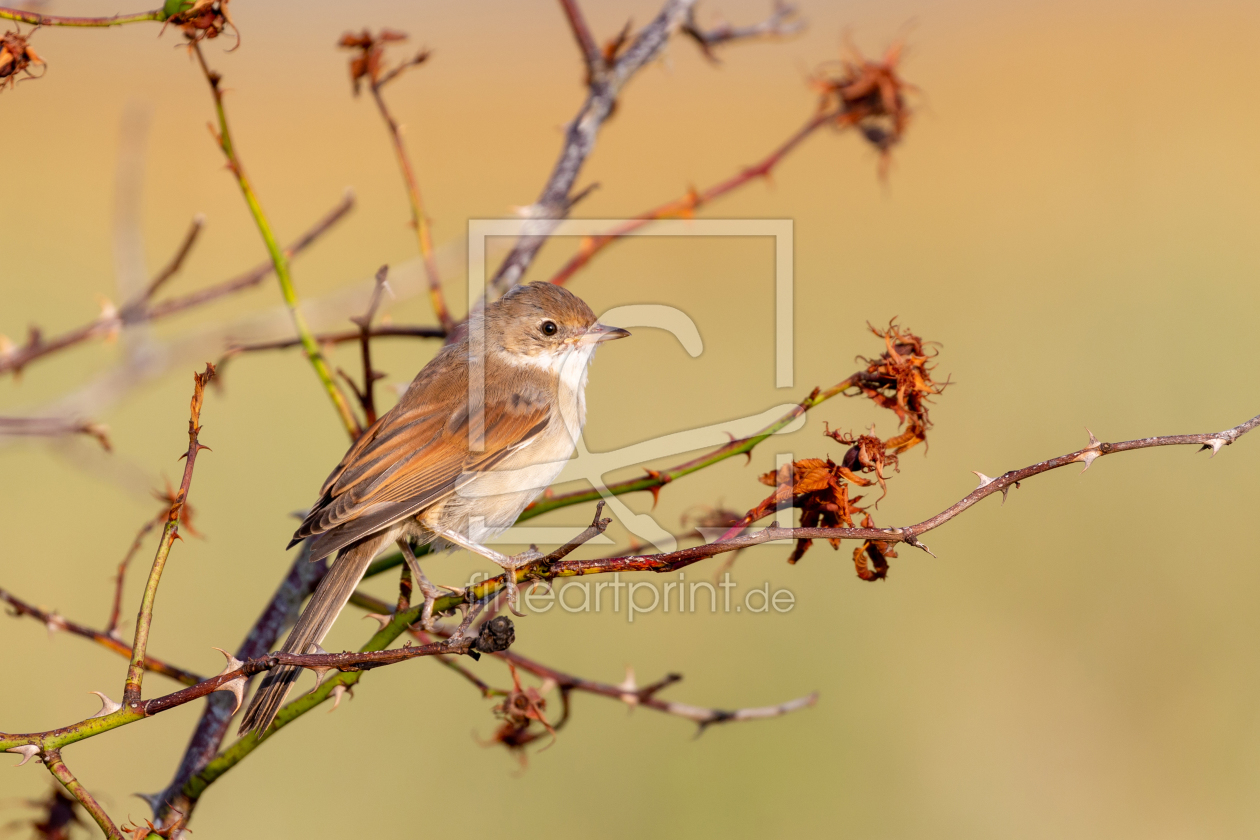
(344, 33, 454, 333)
(0, 194, 354, 379)
(345, 265, 391, 425)
(549, 106, 837, 286)
(0, 587, 203, 686)
(419, 413, 1260, 612)
(558, 0, 601, 70)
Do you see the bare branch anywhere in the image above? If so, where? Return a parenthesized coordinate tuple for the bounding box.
(223, 323, 444, 357)
(133, 214, 205, 305)
(682, 1, 802, 62)
(0, 416, 111, 451)
(0, 587, 203, 686)
(0, 193, 354, 379)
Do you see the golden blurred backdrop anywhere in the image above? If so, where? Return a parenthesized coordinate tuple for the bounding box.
(2, 0, 1260, 836)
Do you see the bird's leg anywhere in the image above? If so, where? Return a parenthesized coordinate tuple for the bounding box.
(397, 539, 446, 631)
(426, 526, 540, 618)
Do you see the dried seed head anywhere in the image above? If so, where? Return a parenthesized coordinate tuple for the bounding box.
(475, 615, 515, 653)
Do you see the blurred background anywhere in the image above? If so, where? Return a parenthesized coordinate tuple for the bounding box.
(3, 0, 1260, 836)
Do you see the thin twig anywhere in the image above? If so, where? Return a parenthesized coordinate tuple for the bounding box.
(43, 749, 123, 840)
(223, 324, 445, 357)
(0, 6, 163, 26)
(363, 52, 454, 332)
(549, 107, 837, 286)
(0, 417, 111, 451)
(105, 510, 166, 639)
(0, 194, 354, 379)
(132, 215, 205, 306)
(346, 265, 391, 424)
(193, 42, 361, 440)
(122, 364, 216, 706)
(681, 1, 802, 62)
(170, 411, 1257, 802)
(0, 587, 203, 686)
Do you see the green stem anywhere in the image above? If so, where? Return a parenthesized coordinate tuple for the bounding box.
(0, 7, 164, 26)
(193, 44, 361, 440)
(122, 519, 179, 705)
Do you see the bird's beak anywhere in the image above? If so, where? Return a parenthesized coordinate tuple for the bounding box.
(581, 323, 631, 344)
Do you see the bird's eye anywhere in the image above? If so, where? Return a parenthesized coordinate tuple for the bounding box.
(541, 320, 558, 336)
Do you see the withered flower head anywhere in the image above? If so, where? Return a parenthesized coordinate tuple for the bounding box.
(165, 0, 238, 50)
(0, 28, 45, 91)
(338, 28, 428, 96)
(484, 663, 558, 764)
(826, 426, 899, 501)
(852, 320, 945, 454)
(751, 457, 868, 564)
(810, 38, 916, 176)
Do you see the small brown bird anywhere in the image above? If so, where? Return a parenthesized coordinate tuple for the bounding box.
(239, 283, 629, 736)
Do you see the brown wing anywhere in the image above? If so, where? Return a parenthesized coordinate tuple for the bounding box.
(290, 355, 552, 560)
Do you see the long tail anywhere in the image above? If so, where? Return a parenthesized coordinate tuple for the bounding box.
(238, 537, 382, 737)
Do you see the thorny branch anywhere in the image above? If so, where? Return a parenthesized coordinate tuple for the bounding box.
(0, 619, 515, 753)
(351, 583, 816, 748)
(122, 363, 216, 706)
(195, 403, 1259, 777)
(0, 193, 354, 379)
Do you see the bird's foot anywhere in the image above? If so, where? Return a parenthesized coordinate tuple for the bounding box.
(493, 547, 543, 618)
